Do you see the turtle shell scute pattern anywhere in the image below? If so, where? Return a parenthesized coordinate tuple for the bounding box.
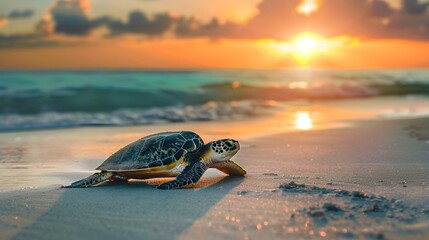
(96, 131, 204, 171)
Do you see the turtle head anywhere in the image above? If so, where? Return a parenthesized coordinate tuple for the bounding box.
(204, 139, 240, 163)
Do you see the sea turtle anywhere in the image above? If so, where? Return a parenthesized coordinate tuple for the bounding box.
(63, 131, 246, 189)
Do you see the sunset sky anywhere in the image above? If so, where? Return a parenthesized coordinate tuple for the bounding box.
(1, 0, 429, 69)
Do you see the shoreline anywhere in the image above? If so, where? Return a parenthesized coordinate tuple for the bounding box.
(0, 95, 429, 136)
(0, 115, 429, 239)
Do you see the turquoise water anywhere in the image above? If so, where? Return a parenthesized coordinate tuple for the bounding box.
(1, 69, 429, 130)
(2, 69, 429, 92)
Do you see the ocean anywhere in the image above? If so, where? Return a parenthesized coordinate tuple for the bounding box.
(1, 69, 429, 131)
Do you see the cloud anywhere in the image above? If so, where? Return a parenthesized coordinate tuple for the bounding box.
(369, 0, 392, 17)
(402, 0, 429, 14)
(0, 9, 34, 30)
(53, 13, 110, 35)
(104, 0, 403, 40)
(0, 18, 7, 29)
(170, 0, 429, 40)
(106, 11, 240, 39)
(160, 0, 396, 40)
(0, 0, 106, 48)
(36, 14, 55, 35)
(0, 34, 64, 49)
(207, 0, 397, 39)
(8, 9, 34, 19)
(53, 0, 91, 14)
(4, 0, 429, 50)
(174, 17, 238, 39)
(105, 11, 239, 39)
(108, 11, 174, 36)
(34, 0, 429, 40)
(49, 0, 110, 35)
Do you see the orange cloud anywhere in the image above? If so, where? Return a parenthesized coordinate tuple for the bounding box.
(0, 18, 8, 29)
(296, 0, 319, 16)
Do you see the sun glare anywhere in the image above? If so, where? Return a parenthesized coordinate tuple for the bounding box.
(275, 32, 326, 64)
(267, 32, 355, 65)
(295, 111, 313, 130)
(296, 0, 319, 16)
(290, 32, 326, 64)
(294, 35, 318, 56)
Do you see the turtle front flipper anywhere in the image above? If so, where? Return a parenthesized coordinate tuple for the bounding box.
(210, 160, 247, 176)
(62, 172, 114, 188)
(157, 162, 208, 190)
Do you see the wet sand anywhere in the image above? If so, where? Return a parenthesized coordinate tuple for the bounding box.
(1, 99, 429, 239)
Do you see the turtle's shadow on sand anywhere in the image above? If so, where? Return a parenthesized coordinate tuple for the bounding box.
(12, 176, 244, 240)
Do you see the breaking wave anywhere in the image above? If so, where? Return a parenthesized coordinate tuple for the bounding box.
(1, 69, 429, 131)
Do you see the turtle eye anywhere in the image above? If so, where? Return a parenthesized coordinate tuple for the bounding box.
(224, 142, 232, 148)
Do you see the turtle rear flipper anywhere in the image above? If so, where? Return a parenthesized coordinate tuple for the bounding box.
(62, 172, 114, 188)
(157, 162, 208, 190)
(210, 160, 247, 176)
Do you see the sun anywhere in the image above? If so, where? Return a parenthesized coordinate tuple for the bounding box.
(294, 35, 318, 57)
(267, 32, 353, 65)
(290, 32, 325, 64)
(294, 111, 313, 130)
(271, 32, 324, 64)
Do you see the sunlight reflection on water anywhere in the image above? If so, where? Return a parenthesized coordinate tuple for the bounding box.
(294, 111, 313, 130)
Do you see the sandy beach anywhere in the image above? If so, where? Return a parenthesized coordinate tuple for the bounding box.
(2, 0, 429, 238)
(1, 97, 429, 240)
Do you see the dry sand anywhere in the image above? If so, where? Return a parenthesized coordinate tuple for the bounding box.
(1, 100, 429, 239)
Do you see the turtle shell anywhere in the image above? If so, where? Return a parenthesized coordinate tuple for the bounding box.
(96, 131, 204, 171)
